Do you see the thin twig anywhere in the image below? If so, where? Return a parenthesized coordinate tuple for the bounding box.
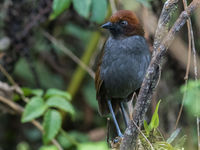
(0, 95, 63, 150)
(0, 95, 23, 113)
(43, 31, 95, 79)
(183, 0, 192, 81)
(174, 0, 192, 129)
(0, 64, 28, 103)
(0, 64, 16, 85)
(174, 80, 188, 129)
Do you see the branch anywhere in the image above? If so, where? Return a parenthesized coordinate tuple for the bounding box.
(153, 0, 178, 53)
(0, 64, 29, 103)
(120, 0, 200, 149)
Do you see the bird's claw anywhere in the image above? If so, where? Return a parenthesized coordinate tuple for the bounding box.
(110, 135, 123, 149)
(113, 135, 123, 144)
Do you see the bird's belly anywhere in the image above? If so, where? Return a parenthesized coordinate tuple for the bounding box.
(101, 58, 144, 98)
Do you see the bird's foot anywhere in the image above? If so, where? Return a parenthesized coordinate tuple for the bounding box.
(111, 135, 123, 149)
(113, 134, 123, 143)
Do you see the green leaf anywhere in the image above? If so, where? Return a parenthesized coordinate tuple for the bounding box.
(149, 100, 161, 131)
(22, 88, 33, 96)
(46, 96, 75, 116)
(167, 128, 181, 144)
(90, 0, 107, 24)
(77, 141, 108, 150)
(143, 120, 150, 136)
(50, 0, 71, 20)
(73, 0, 92, 18)
(181, 80, 200, 116)
(44, 88, 71, 101)
(31, 89, 44, 97)
(16, 142, 30, 150)
(22, 97, 47, 123)
(39, 145, 58, 150)
(22, 88, 44, 97)
(43, 109, 62, 144)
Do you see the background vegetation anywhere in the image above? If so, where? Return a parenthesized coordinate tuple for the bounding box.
(0, 0, 199, 149)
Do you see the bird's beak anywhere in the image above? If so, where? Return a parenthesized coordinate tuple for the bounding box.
(101, 22, 113, 29)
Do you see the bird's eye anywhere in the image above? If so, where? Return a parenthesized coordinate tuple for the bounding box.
(120, 20, 128, 26)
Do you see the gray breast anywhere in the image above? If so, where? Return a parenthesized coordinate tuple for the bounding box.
(100, 35, 151, 98)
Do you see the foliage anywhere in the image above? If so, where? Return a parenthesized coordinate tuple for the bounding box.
(16, 142, 30, 150)
(73, 0, 92, 18)
(43, 109, 62, 144)
(181, 80, 200, 116)
(140, 101, 186, 150)
(46, 96, 74, 116)
(144, 100, 161, 136)
(22, 97, 47, 123)
(77, 141, 108, 150)
(23, 87, 44, 97)
(50, 0, 108, 23)
(21, 88, 74, 144)
(44, 88, 71, 101)
(50, 0, 71, 20)
(39, 145, 58, 150)
(90, 0, 108, 24)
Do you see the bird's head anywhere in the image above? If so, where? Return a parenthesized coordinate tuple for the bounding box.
(101, 10, 144, 37)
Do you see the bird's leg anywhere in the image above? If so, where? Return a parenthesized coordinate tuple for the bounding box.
(120, 102, 128, 128)
(107, 100, 123, 138)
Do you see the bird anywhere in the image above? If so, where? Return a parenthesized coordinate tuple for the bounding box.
(95, 10, 151, 138)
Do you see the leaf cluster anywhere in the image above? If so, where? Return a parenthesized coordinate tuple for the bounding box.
(50, 0, 108, 24)
(21, 88, 74, 144)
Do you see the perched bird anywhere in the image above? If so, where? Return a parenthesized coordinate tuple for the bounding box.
(95, 10, 151, 137)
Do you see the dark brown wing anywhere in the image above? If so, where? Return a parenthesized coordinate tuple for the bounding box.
(95, 43, 110, 116)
